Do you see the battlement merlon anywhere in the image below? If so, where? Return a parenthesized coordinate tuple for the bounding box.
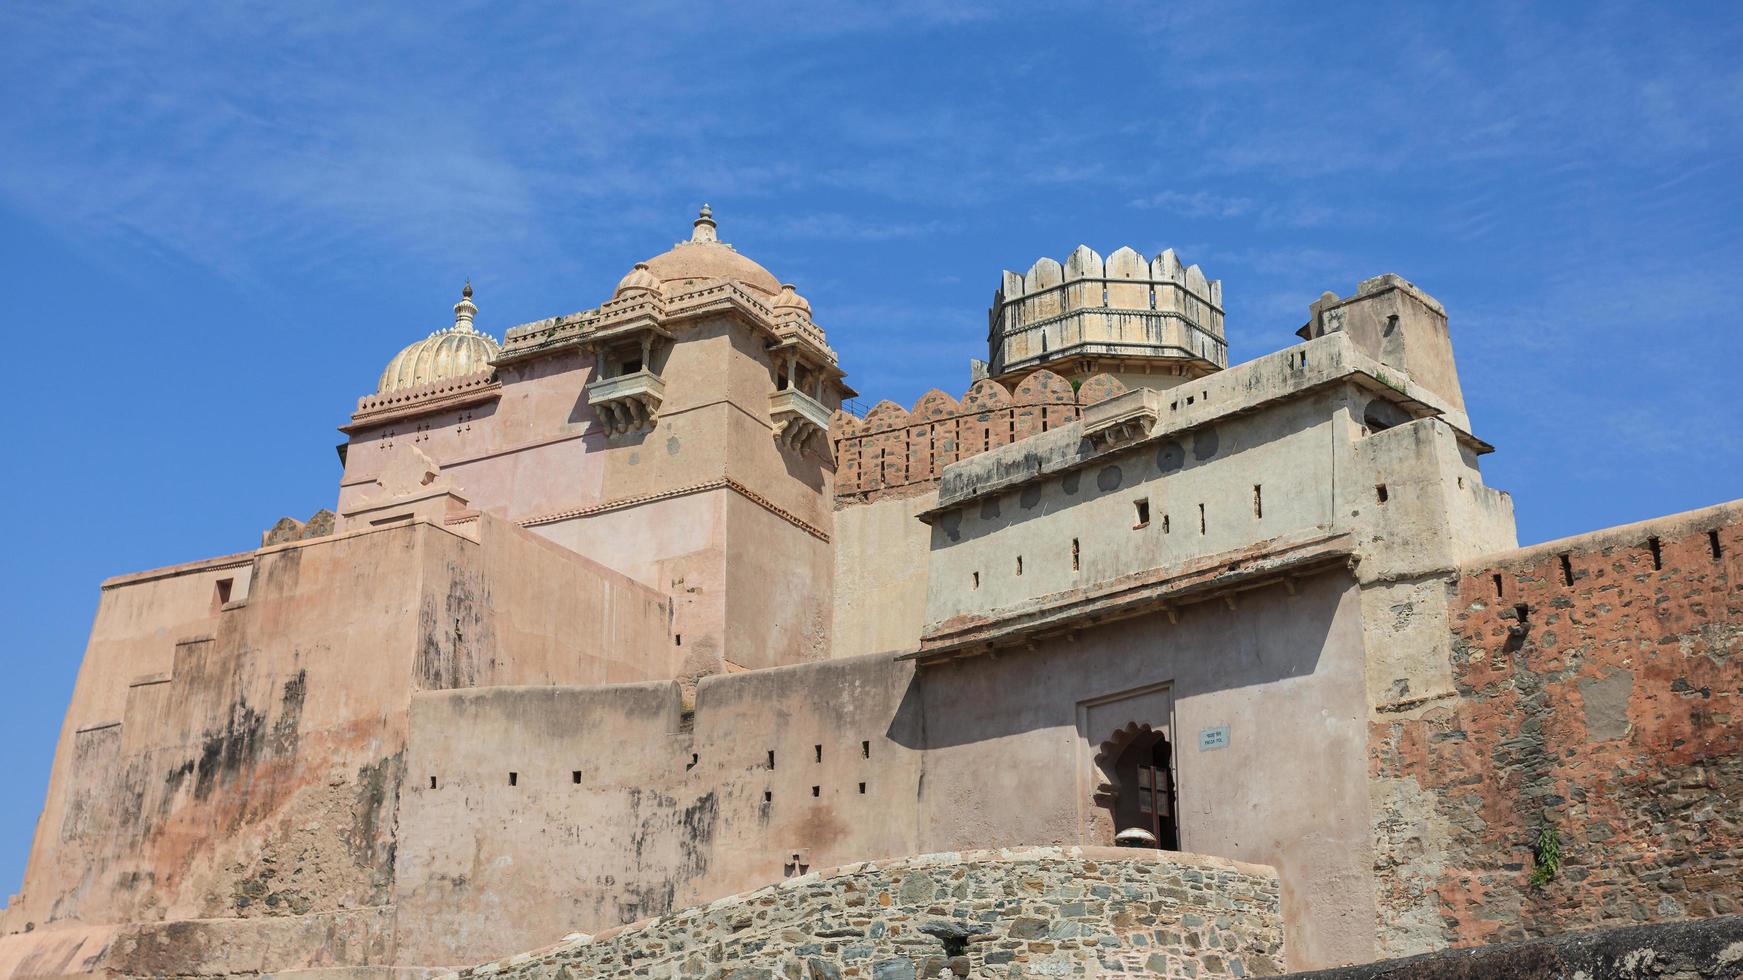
(1298, 273, 1466, 415)
(922, 328, 1486, 517)
(987, 244, 1227, 388)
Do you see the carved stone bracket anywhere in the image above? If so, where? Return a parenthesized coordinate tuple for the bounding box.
(585, 370, 666, 435)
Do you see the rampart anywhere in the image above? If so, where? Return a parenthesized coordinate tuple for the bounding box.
(1370, 501, 1743, 951)
(446, 847, 1284, 980)
(831, 369, 1129, 504)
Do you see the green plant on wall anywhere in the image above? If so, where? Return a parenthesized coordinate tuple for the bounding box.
(1529, 824, 1562, 888)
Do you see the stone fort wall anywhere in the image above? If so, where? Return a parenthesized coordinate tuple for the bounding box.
(1369, 502, 1742, 952)
(445, 847, 1283, 980)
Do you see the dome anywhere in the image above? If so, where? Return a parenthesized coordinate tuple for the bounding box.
(637, 205, 781, 297)
(377, 283, 501, 393)
(771, 283, 811, 315)
(614, 262, 662, 298)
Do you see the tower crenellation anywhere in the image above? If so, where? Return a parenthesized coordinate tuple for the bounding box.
(987, 243, 1226, 388)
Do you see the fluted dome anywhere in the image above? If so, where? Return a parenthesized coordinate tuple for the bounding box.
(614, 262, 663, 298)
(377, 283, 501, 393)
(771, 283, 811, 315)
(638, 205, 781, 297)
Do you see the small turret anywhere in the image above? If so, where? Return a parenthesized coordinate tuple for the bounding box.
(986, 244, 1226, 390)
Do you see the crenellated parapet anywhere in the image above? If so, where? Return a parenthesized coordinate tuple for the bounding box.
(832, 369, 1130, 503)
(988, 244, 1226, 385)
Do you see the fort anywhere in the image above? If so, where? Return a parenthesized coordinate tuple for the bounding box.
(1, 208, 1737, 979)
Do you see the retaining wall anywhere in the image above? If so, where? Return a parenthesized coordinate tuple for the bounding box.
(447, 847, 1283, 979)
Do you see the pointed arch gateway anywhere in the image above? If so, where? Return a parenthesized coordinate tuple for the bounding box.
(1093, 721, 1180, 850)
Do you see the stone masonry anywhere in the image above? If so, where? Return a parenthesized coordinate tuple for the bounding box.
(446, 848, 1283, 980)
(1370, 506, 1742, 950)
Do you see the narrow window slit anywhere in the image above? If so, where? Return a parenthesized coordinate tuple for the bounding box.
(508, 772, 518, 787)
(861, 740, 870, 759)
(1648, 536, 1663, 570)
(858, 782, 867, 794)
(813, 745, 822, 763)
(763, 790, 773, 803)
(1560, 553, 1574, 587)
(767, 750, 775, 769)
(1134, 499, 1150, 528)
(1015, 555, 1023, 576)
(1376, 484, 1389, 504)
(811, 785, 820, 798)
(1711, 530, 1724, 560)
(1252, 485, 1263, 519)
(1492, 573, 1504, 598)
(1162, 514, 1170, 534)
(430, 776, 438, 789)
(972, 571, 980, 590)
(1198, 503, 1206, 535)
(1071, 539, 1080, 573)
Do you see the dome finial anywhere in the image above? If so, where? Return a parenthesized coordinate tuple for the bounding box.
(691, 203, 718, 244)
(453, 279, 478, 332)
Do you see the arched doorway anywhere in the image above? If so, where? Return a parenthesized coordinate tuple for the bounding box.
(1093, 723, 1179, 850)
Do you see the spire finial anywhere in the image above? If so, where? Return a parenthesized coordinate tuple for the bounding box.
(453, 279, 478, 331)
(691, 203, 718, 243)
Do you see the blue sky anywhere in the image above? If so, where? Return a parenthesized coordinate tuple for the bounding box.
(1, 1, 1739, 896)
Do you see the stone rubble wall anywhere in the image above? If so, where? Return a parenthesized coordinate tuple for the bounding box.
(832, 371, 1124, 504)
(1369, 503, 1742, 953)
(446, 847, 1283, 979)
(1281, 914, 1743, 979)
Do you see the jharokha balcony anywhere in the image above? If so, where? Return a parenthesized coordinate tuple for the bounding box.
(585, 369, 666, 435)
(769, 387, 830, 452)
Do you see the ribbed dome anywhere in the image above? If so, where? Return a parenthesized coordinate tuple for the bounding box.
(614, 262, 663, 298)
(376, 283, 501, 393)
(771, 283, 811, 315)
(638, 205, 781, 297)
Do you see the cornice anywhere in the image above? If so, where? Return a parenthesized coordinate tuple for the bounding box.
(518, 476, 828, 542)
(342, 371, 502, 433)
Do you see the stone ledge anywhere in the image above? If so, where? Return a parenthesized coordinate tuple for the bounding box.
(1281, 915, 1743, 979)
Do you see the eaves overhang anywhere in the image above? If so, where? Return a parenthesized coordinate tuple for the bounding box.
(902, 530, 1356, 666)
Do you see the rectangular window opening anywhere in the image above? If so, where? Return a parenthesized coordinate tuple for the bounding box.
(572, 770, 583, 784)
(675, 633, 682, 646)
(1514, 603, 1530, 625)
(508, 772, 518, 787)
(214, 578, 234, 609)
(858, 781, 867, 794)
(861, 740, 870, 759)
(811, 785, 821, 798)
(1376, 484, 1389, 504)
(1560, 553, 1574, 587)
(1015, 555, 1023, 576)
(972, 571, 980, 590)
(1198, 502, 1206, 535)
(1492, 573, 1504, 598)
(1711, 529, 1724, 560)
(763, 789, 773, 804)
(1162, 513, 1170, 534)
(1071, 539, 1080, 573)
(813, 744, 822, 763)
(1648, 536, 1663, 571)
(1134, 498, 1150, 528)
(1252, 485, 1263, 519)
(767, 750, 776, 769)
(429, 776, 438, 790)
